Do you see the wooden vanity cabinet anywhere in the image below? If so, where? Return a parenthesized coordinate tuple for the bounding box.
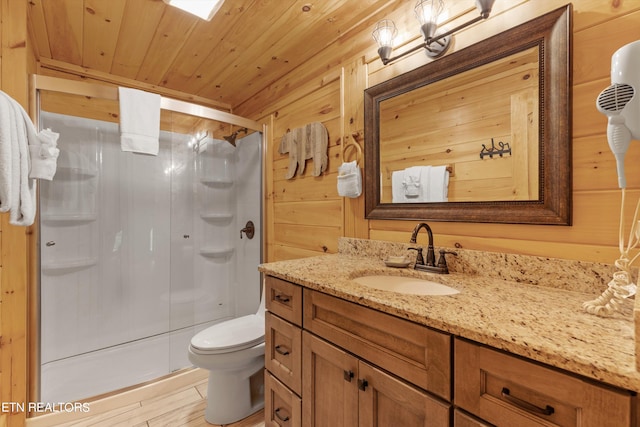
(454, 338, 635, 427)
(303, 331, 450, 427)
(265, 275, 639, 427)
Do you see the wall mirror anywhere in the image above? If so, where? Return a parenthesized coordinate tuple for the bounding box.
(364, 5, 572, 225)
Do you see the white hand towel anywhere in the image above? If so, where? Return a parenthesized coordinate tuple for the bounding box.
(118, 87, 161, 155)
(337, 161, 362, 198)
(403, 166, 423, 199)
(427, 165, 449, 202)
(29, 128, 60, 181)
(392, 170, 406, 203)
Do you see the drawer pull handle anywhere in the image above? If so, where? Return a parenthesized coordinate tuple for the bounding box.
(275, 407, 290, 422)
(344, 370, 354, 382)
(357, 378, 368, 391)
(501, 387, 555, 416)
(274, 294, 291, 303)
(275, 345, 290, 356)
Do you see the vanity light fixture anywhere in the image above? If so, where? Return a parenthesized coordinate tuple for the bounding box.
(373, 0, 495, 65)
(163, 0, 224, 21)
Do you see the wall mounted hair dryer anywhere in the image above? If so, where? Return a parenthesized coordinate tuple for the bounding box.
(596, 40, 640, 188)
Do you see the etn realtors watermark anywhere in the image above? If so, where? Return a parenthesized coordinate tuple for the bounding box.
(2, 401, 90, 414)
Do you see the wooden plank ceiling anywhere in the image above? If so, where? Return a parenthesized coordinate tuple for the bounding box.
(27, 0, 396, 110)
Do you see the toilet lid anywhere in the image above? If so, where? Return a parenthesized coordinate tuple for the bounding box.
(190, 314, 264, 354)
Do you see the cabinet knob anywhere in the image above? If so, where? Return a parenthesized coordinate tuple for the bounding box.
(343, 370, 354, 382)
(357, 378, 368, 391)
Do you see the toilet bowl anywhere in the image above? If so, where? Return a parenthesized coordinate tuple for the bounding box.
(188, 293, 265, 424)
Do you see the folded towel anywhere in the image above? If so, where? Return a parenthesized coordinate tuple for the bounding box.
(0, 91, 37, 226)
(29, 128, 60, 180)
(427, 165, 449, 202)
(118, 87, 161, 155)
(392, 170, 406, 203)
(337, 161, 362, 198)
(403, 166, 424, 198)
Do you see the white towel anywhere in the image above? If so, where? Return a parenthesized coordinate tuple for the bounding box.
(337, 161, 362, 198)
(0, 91, 37, 226)
(29, 128, 60, 180)
(427, 165, 449, 202)
(392, 170, 406, 203)
(403, 166, 423, 198)
(118, 87, 161, 155)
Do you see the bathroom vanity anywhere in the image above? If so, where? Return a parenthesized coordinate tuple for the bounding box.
(261, 238, 640, 427)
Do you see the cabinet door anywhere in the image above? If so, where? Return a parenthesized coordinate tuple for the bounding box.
(302, 332, 358, 427)
(358, 361, 450, 427)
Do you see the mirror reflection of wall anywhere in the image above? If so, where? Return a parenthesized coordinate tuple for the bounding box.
(380, 46, 540, 203)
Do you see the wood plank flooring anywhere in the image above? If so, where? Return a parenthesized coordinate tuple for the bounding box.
(26, 369, 265, 427)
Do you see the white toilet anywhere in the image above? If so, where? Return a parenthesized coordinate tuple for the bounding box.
(188, 294, 265, 424)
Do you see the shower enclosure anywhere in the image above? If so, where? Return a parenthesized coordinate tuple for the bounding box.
(35, 80, 264, 404)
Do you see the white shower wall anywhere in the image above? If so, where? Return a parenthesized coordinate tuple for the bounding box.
(39, 111, 262, 403)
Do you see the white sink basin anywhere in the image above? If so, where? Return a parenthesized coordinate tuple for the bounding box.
(352, 275, 460, 296)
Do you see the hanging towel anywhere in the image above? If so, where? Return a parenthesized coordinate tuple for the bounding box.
(391, 170, 406, 203)
(426, 165, 449, 202)
(0, 91, 37, 226)
(337, 160, 361, 198)
(118, 87, 161, 155)
(403, 166, 425, 199)
(29, 128, 60, 180)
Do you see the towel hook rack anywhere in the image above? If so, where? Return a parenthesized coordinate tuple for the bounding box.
(341, 138, 362, 165)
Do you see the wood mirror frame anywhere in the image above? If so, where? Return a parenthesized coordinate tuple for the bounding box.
(364, 5, 572, 225)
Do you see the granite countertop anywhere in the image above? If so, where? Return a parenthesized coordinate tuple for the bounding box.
(259, 251, 640, 393)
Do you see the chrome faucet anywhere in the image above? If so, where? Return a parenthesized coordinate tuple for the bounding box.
(409, 222, 457, 274)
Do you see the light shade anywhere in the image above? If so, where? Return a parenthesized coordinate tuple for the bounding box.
(163, 0, 224, 21)
(415, 0, 444, 40)
(372, 19, 397, 49)
(372, 19, 398, 65)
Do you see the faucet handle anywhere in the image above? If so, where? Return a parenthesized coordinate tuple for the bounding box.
(436, 249, 458, 272)
(408, 247, 424, 265)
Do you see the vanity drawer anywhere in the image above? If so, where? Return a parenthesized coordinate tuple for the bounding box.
(265, 372, 302, 427)
(266, 312, 302, 395)
(303, 289, 451, 400)
(454, 338, 634, 427)
(266, 276, 303, 326)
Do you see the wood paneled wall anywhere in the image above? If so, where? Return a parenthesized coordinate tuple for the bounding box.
(238, 0, 640, 265)
(1, 1, 31, 426)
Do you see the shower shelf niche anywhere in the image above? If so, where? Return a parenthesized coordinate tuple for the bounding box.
(200, 212, 233, 222)
(199, 247, 235, 259)
(41, 257, 98, 275)
(55, 166, 98, 180)
(200, 176, 233, 187)
(41, 213, 98, 225)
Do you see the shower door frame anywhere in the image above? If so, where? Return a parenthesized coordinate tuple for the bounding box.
(28, 74, 268, 408)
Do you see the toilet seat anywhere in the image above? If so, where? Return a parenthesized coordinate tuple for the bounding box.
(190, 314, 264, 355)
